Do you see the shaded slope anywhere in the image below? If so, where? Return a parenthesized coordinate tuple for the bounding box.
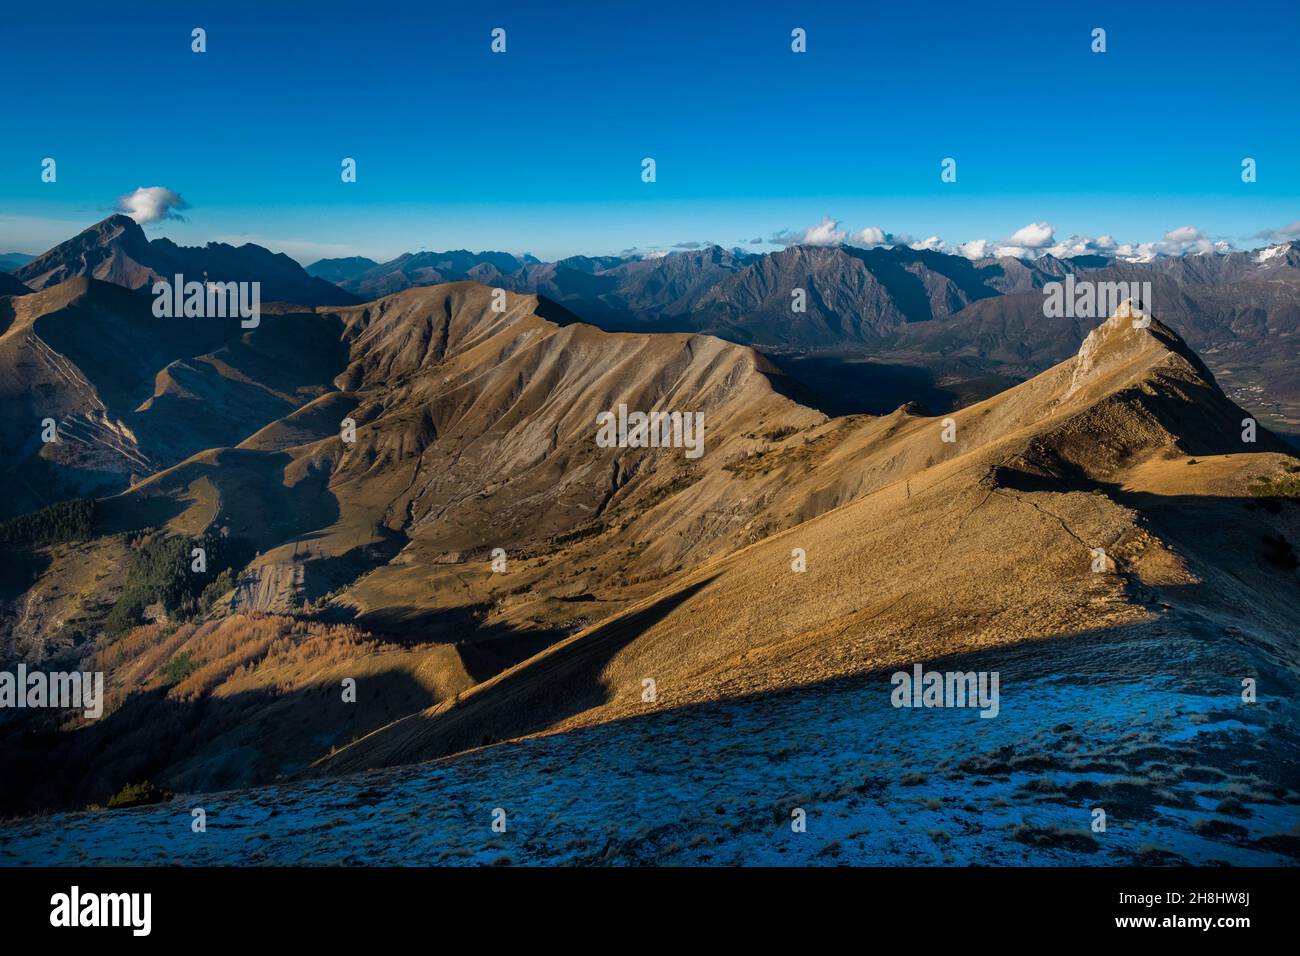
(0, 278, 350, 517)
(0, 271, 31, 298)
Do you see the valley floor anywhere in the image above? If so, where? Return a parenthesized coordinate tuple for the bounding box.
(3, 615, 1297, 866)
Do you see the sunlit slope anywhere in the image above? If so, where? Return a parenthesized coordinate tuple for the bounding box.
(319, 307, 1299, 773)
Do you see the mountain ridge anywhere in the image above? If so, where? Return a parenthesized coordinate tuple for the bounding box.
(16, 215, 359, 307)
(313, 302, 1299, 775)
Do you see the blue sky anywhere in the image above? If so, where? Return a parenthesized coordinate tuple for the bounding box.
(1, 0, 1297, 263)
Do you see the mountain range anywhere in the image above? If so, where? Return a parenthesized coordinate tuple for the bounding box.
(10, 216, 1297, 443)
(12, 215, 356, 306)
(309, 235, 1300, 440)
(1, 217, 1298, 866)
(0, 252, 34, 274)
(309, 238, 1300, 348)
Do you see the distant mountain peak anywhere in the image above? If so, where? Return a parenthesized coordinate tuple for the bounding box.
(1254, 241, 1300, 264)
(14, 217, 357, 306)
(81, 213, 150, 248)
(86, 213, 148, 244)
(1065, 302, 1219, 407)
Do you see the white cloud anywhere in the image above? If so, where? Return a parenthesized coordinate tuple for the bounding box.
(849, 226, 927, 249)
(764, 216, 1247, 262)
(1005, 221, 1055, 249)
(1046, 234, 1114, 257)
(1252, 221, 1300, 242)
(852, 226, 890, 247)
(802, 216, 847, 246)
(984, 224, 1232, 262)
(1127, 225, 1229, 259)
(1035, 230, 1232, 261)
(908, 235, 945, 252)
(956, 239, 991, 259)
(771, 216, 848, 247)
(1039, 234, 1143, 259)
(117, 186, 189, 224)
(991, 221, 1059, 258)
(992, 244, 1033, 258)
(1163, 225, 1202, 244)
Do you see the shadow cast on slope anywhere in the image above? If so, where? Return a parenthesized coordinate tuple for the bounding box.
(6, 614, 1297, 865)
(0, 579, 713, 817)
(316, 576, 717, 771)
(298, 613, 1300, 866)
(765, 351, 963, 416)
(310, 594, 571, 669)
(0, 668, 440, 818)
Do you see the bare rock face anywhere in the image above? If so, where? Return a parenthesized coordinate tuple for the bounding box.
(1067, 302, 1153, 396)
(230, 562, 305, 614)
